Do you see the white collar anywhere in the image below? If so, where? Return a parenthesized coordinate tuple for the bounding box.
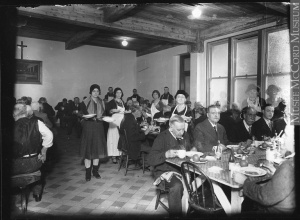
(263, 117, 271, 124)
(168, 129, 183, 140)
(208, 119, 217, 128)
(243, 120, 251, 130)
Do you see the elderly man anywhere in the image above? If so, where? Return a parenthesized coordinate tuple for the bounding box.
(12, 103, 53, 202)
(232, 106, 257, 143)
(148, 115, 195, 217)
(31, 102, 53, 129)
(193, 105, 229, 152)
(252, 104, 276, 140)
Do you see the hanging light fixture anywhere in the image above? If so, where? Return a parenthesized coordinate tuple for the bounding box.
(122, 39, 128, 47)
(192, 6, 202, 19)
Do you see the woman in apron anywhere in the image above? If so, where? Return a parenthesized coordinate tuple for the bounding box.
(150, 90, 164, 121)
(106, 88, 126, 164)
(241, 84, 266, 120)
(171, 90, 194, 142)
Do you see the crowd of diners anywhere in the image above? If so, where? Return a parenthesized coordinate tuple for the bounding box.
(12, 82, 295, 216)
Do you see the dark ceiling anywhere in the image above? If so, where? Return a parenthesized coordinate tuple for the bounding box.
(16, 3, 289, 56)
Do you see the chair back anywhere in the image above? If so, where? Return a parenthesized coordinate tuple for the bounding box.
(117, 126, 129, 152)
(181, 162, 222, 214)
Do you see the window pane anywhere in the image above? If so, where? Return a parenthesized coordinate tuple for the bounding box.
(209, 78, 228, 107)
(234, 78, 257, 109)
(267, 29, 290, 74)
(265, 75, 290, 104)
(236, 37, 258, 76)
(211, 43, 228, 77)
(184, 58, 190, 71)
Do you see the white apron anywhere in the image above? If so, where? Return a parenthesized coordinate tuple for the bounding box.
(151, 102, 161, 120)
(171, 105, 188, 131)
(107, 104, 125, 157)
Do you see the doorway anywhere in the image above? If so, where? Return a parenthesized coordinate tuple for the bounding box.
(179, 54, 190, 99)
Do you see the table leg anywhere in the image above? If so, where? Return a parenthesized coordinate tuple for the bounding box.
(231, 188, 244, 214)
(212, 182, 232, 216)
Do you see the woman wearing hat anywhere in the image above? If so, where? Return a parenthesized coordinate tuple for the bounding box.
(171, 90, 194, 142)
(242, 84, 266, 118)
(80, 84, 107, 181)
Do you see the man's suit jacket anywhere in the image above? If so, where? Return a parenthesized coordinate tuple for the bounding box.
(273, 118, 287, 137)
(193, 118, 228, 152)
(120, 113, 146, 160)
(232, 120, 252, 143)
(252, 117, 276, 140)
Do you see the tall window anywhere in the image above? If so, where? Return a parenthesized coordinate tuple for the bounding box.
(207, 26, 290, 110)
(207, 41, 228, 108)
(180, 54, 190, 97)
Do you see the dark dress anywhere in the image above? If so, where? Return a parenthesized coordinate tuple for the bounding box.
(80, 99, 107, 160)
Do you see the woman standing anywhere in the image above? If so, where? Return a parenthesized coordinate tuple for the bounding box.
(171, 90, 193, 142)
(106, 88, 126, 164)
(150, 90, 164, 120)
(80, 84, 107, 181)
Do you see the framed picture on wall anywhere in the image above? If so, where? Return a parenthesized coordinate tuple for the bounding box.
(15, 59, 42, 84)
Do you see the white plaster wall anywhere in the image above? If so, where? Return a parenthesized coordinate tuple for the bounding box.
(14, 37, 136, 107)
(136, 45, 188, 101)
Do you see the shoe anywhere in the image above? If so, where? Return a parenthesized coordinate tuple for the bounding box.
(92, 165, 101, 179)
(85, 167, 91, 181)
(33, 194, 41, 202)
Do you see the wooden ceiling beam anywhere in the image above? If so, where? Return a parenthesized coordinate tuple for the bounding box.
(17, 5, 196, 44)
(102, 4, 136, 23)
(65, 29, 98, 50)
(137, 44, 177, 57)
(200, 15, 288, 40)
(256, 2, 289, 15)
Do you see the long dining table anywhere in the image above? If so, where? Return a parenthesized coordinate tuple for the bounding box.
(166, 147, 274, 216)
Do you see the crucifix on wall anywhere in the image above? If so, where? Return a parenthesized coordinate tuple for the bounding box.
(17, 41, 27, 59)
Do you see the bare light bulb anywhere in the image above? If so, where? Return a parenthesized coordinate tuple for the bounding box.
(122, 39, 128, 47)
(192, 6, 202, 18)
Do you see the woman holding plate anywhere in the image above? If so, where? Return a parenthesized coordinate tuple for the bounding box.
(80, 84, 107, 181)
(106, 87, 127, 164)
(171, 90, 194, 142)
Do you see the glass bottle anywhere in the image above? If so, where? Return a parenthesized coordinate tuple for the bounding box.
(239, 155, 248, 167)
(228, 149, 235, 170)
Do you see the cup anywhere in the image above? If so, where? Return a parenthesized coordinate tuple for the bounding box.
(177, 150, 186, 159)
(215, 146, 222, 160)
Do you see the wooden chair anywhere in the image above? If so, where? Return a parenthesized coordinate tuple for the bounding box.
(117, 127, 146, 176)
(11, 170, 41, 213)
(155, 187, 169, 212)
(181, 162, 224, 215)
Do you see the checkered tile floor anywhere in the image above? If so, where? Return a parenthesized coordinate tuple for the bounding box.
(11, 127, 169, 219)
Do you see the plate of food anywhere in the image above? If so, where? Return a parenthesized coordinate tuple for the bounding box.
(190, 158, 207, 164)
(234, 154, 243, 159)
(238, 167, 267, 177)
(82, 114, 96, 118)
(186, 151, 204, 157)
(226, 145, 239, 150)
(102, 116, 115, 123)
(156, 118, 169, 123)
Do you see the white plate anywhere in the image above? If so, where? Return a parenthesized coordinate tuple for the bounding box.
(190, 158, 207, 164)
(156, 118, 169, 123)
(226, 145, 239, 149)
(102, 116, 115, 123)
(186, 151, 203, 157)
(234, 154, 243, 159)
(82, 114, 96, 118)
(238, 167, 267, 177)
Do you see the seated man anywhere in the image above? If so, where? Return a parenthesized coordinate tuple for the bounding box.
(12, 103, 53, 202)
(252, 104, 276, 141)
(153, 104, 172, 132)
(31, 102, 53, 129)
(193, 105, 229, 152)
(218, 109, 237, 143)
(232, 107, 257, 143)
(54, 98, 70, 128)
(148, 115, 196, 217)
(38, 97, 56, 126)
(233, 156, 295, 214)
(120, 106, 151, 163)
